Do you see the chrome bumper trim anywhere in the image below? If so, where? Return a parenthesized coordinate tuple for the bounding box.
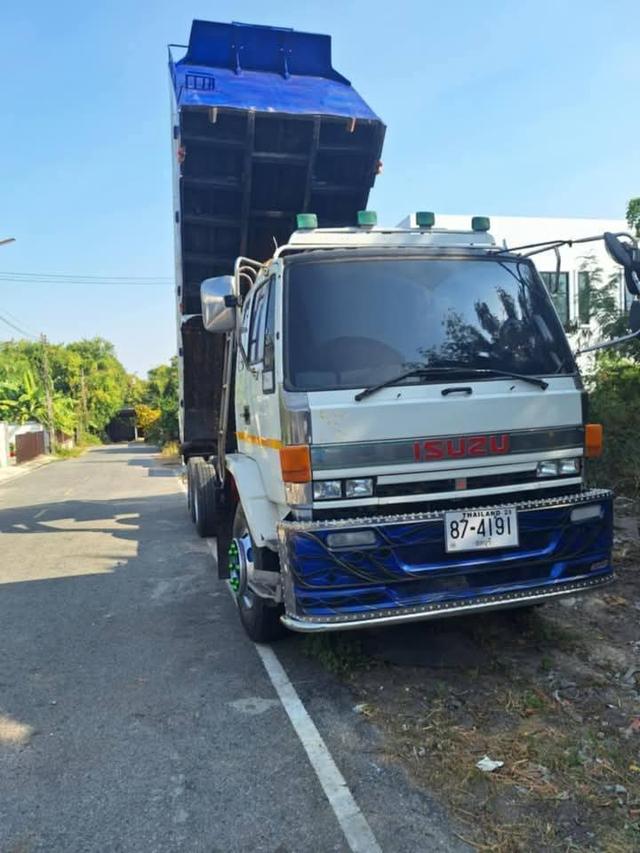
(280, 574, 614, 633)
(278, 488, 613, 532)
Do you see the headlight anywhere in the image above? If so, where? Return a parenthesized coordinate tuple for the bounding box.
(313, 480, 342, 500)
(345, 478, 374, 498)
(558, 458, 580, 475)
(537, 460, 559, 477)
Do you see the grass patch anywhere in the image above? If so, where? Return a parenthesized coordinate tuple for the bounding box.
(342, 589, 640, 851)
(302, 633, 370, 676)
(54, 446, 86, 459)
(370, 682, 640, 851)
(160, 440, 181, 460)
(79, 433, 102, 446)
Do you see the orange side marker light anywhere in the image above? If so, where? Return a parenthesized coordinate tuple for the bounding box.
(280, 445, 311, 483)
(585, 423, 603, 458)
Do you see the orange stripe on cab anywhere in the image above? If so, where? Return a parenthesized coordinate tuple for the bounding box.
(236, 431, 283, 451)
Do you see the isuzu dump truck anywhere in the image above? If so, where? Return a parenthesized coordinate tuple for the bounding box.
(171, 20, 640, 643)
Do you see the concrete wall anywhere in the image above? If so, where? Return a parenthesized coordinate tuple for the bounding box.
(0, 422, 49, 464)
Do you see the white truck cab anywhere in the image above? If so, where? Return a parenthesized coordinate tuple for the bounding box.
(190, 212, 639, 642)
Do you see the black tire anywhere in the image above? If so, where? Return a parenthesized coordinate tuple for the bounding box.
(193, 460, 218, 538)
(186, 459, 196, 522)
(232, 505, 286, 643)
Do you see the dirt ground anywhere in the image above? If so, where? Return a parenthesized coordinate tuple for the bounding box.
(304, 500, 640, 851)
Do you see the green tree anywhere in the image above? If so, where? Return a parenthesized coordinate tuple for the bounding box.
(0, 370, 47, 423)
(0, 336, 131, 439)
(143, 357, 179, 445)
(66, 338, 129, 434)
(125, 373, 147, 406)
(627, 197, 640, 238)
(573, 253, 640, 361)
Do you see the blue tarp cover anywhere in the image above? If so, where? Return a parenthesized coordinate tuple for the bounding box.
(170, 20, 380, 120)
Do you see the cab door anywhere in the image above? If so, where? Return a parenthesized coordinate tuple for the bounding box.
(237, 276, 283, 503)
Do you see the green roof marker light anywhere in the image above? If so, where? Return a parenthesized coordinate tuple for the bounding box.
(471, 216, 491, 232)
(357, 210, 377, 227)
(415, 211, 435, 228)
(296, 213, 318, 230)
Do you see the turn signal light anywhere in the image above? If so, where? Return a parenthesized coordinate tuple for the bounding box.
(280, 444, 311, 483)
(585, 423, 603, 458)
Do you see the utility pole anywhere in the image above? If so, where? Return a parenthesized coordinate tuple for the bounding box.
(40, 334, 56, 453)
(79, 368, 88, 441)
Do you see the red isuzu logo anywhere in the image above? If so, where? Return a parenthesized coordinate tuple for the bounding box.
(413, 433, 510, 462)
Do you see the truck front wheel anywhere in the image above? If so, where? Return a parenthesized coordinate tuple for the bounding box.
(231, 505, 285, 643)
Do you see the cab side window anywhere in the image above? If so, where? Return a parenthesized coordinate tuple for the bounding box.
(240, 292, 253, 355)
(248, 277, 275, 366)
(248, 282, 269, 364)
(262, 278, 276, 393)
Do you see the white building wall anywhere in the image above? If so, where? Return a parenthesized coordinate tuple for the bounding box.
(0, 423, 9, 467)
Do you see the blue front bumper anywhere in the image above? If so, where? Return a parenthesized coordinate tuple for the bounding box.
(277, 489, 614, 632)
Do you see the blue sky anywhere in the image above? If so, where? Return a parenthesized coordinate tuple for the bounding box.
(2, 0, 638, 375)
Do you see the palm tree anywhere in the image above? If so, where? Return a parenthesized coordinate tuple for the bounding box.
(0, 370, 47, 423)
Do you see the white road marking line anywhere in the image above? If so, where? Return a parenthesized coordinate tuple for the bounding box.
(33, 509, 47, 519)
(255, 643, 382, 853)
(179, 474, 381, 851)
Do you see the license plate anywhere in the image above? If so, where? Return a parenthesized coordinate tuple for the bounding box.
(445, 506, 518, 553)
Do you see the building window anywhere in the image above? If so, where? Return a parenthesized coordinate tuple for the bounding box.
(578, 271, 591, 325)
(540, 272, 570, 327)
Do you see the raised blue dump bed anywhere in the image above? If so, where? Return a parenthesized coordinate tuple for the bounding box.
(169, 21, 385, 454)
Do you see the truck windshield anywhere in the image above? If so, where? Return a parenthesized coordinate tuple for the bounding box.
(284, 256, 574, 392)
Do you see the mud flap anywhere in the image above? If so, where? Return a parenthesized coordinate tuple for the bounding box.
(215, 494, 236, 579)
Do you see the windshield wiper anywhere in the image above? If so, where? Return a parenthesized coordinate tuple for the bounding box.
(354, 365, 548, 402)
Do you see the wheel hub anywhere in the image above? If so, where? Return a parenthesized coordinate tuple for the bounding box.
(228, 535, 252, 596)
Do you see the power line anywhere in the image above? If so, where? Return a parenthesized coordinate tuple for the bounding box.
(0, 312, 38, 340)
(0, 276, 172, 287)
(2, 305, 37, 332)
(0, 270, 172, 281)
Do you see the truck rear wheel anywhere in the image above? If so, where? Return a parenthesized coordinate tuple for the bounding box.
(186, 459, 197, 522)
(192, 460, 218, 537)
(231, 505, 285, 643)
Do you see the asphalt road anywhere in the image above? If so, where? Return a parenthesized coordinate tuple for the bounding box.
(0, 445, 463, 853)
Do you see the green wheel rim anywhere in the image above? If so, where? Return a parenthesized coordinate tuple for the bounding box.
(228, 540, 241, 593)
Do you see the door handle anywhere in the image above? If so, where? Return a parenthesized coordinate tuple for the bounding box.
(441, 387, 472, 396)
(242, 405, 251, 424)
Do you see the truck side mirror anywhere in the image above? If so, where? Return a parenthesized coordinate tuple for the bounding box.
(604, 232, 640, 296)
(629, 300, 640, 334)
(201, 276, 236, 333)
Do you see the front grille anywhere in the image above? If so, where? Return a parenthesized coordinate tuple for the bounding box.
(376, 469, 545, 497)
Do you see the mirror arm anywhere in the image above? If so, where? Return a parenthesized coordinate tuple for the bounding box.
(553, 246, 561, 294)
(576, 328, 640, 356)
